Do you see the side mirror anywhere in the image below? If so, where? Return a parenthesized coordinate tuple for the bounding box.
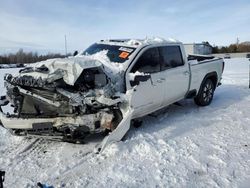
(130, 74, 151, 86)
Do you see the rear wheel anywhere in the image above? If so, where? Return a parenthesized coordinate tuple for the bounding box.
(194, 79, 215, 106)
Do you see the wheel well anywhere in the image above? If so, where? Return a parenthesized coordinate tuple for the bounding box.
(198, 72, 218, 94)
(206, 73, 218, 87)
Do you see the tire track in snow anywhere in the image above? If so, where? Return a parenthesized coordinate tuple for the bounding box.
(3, 138, 53, 170)
(48, 144, 99, 186)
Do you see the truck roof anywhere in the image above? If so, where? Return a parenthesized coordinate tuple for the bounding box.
(98, 37, 181, 48)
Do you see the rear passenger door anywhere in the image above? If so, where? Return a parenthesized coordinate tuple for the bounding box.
(159, 46, 190, 105)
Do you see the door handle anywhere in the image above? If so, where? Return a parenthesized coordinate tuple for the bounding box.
(183, 71, 190, 75)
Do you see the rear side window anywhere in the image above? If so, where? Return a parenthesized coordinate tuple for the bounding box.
(131, 47, 160, 73)
(159, 46, 184, 70)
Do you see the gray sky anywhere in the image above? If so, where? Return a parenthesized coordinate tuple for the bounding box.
(0, 0, 250, 54)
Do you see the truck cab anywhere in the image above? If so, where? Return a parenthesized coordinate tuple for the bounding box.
(124, 43, 190, 118)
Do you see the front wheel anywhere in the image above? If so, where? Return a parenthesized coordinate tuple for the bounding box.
(194, 79, 215, 106)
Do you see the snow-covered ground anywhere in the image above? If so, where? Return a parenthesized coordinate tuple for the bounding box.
(0, 63, 25, 69)
(0, 58, 249, 188)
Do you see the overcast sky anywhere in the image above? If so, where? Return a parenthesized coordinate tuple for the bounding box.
(0, 0, 250, 54)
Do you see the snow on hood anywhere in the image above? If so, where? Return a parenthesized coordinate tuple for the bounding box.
(88, 50, 123, 75)
(18, 51, 123, 86)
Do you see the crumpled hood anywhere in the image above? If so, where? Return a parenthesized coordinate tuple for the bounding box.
(24, 57, 103, 85)
(17, 51, 122, 86)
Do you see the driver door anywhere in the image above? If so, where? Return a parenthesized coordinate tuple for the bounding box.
(128, 47, 166, 117)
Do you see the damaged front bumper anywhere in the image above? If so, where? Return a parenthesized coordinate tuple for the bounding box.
(0, 105, 113, 131)
(0, 96, 133, 152)
(0, 97, 115, 141)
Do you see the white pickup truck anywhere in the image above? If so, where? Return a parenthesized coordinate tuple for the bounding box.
(0, 38, 224, 152)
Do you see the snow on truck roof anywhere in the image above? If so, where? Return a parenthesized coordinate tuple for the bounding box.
(98, 37, 181, 48)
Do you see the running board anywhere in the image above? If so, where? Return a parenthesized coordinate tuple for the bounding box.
(95, 107, 133, 153)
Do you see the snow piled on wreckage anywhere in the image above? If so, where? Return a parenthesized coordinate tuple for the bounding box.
(8, 50, 123, 91)
(0, 50, 132, 151)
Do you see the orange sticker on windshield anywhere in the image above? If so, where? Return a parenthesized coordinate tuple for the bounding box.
(119, 51, 129, 59)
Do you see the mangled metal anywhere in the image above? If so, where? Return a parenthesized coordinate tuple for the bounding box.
(0, 51, 130, 151)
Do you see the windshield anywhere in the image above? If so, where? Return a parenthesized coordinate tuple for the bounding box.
(83, 43, 136, 63)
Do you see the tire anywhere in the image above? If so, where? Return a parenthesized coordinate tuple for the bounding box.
(132, 119, 143, 128)
(194, 79, 215, 106)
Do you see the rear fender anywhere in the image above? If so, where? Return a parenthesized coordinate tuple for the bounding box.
(198, 72, 218, 94)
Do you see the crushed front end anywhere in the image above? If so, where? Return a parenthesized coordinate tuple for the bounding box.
(0, 57, 125, 144)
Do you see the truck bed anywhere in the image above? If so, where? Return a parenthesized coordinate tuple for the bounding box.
(188, 57, 224, 93)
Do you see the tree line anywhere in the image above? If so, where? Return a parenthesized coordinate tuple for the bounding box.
(212, 43, 250, 53)
(0, 49, 71, 64)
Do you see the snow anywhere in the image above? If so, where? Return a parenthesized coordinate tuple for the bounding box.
(128, 71, 149, 81)
(0, 64, 24, 69)
(13, 55, 104, 86)
(11, 50, 123, 88)
(126, 37, 179, 46)
(99, 37, 179, 48)
(0, 58, 250, 187)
